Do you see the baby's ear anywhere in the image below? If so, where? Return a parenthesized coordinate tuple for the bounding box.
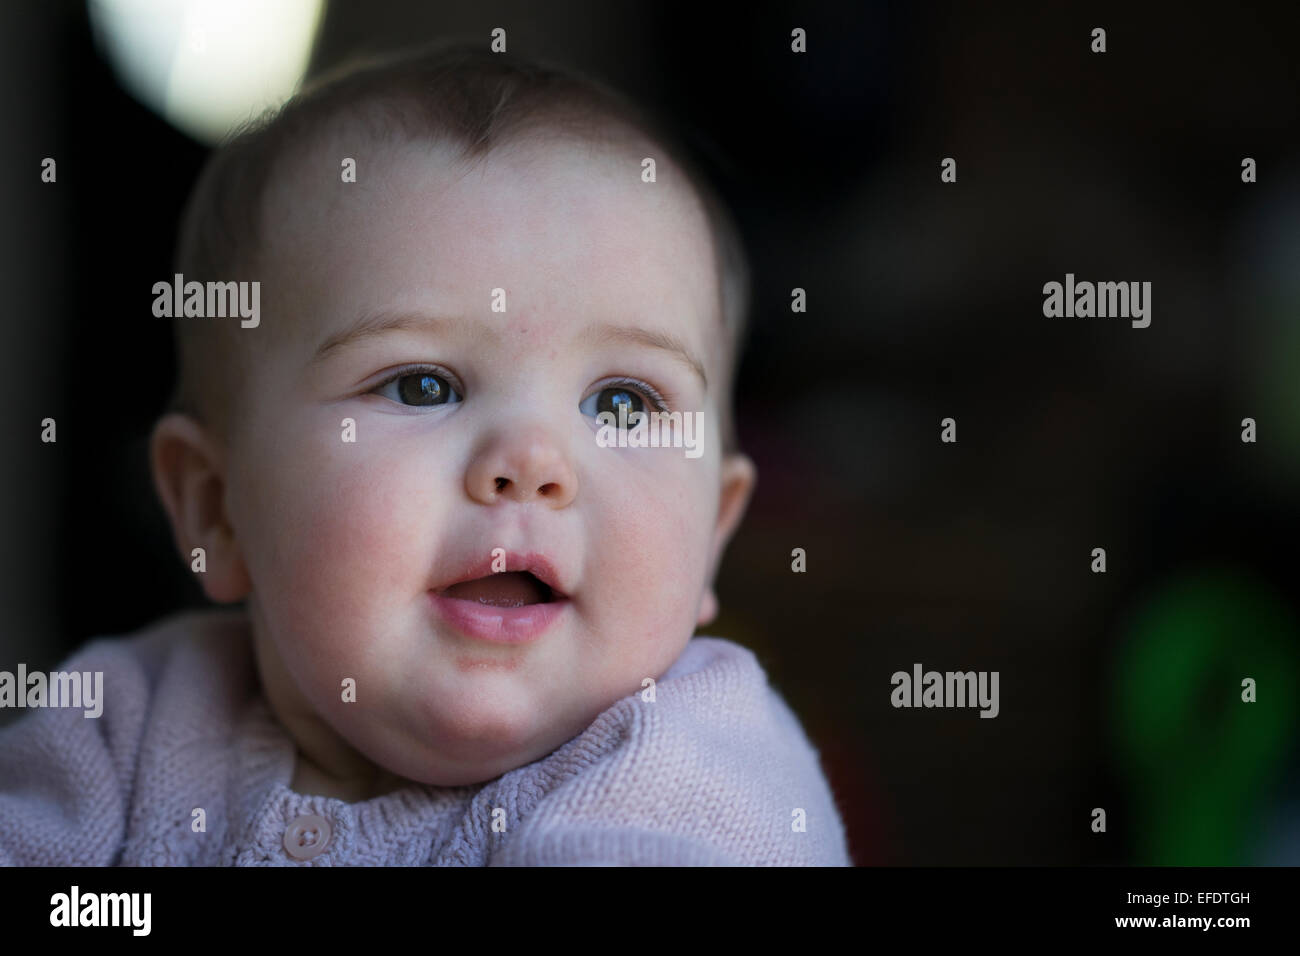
(697, 452, 757, 627)
(149, 413, 251, 603)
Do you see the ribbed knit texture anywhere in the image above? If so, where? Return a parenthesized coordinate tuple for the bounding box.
(0, 609, 850, 865)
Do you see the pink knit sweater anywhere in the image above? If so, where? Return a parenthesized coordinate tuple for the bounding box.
(0, 609, 851, 865)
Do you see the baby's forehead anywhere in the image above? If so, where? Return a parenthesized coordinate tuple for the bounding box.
(256, 131, 725, 364)
(267, 128, 709, 250)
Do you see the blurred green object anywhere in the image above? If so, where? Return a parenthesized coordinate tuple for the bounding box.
(1113, 567, 1299, 864)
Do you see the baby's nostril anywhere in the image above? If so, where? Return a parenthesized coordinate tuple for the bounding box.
(538, 483, 557, 497)
(494, 477, 509, 492)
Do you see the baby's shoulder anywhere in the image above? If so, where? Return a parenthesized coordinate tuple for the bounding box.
(618, 635, 823, 779)
(26, 606, 259, 789)
(73, 606, 255, 704)
(0, 607, 255, 865)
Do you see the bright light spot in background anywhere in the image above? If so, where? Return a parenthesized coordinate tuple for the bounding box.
(88, 0, 325, 144)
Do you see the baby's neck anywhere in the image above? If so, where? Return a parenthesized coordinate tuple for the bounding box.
(290, 749, 407, 803)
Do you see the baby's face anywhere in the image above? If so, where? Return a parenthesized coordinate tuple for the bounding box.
(221, 134, 748, 789)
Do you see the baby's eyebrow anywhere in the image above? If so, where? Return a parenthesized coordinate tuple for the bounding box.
(587, 322, 708, 389)
(310, 311, 465, 365)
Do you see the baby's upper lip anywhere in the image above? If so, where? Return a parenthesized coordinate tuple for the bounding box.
(434, 551, 569, 599)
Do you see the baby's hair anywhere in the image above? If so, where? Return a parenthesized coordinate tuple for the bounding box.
(168, 38, 750, 452)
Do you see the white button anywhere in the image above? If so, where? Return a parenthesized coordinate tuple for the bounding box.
(283, 814, 332, 861)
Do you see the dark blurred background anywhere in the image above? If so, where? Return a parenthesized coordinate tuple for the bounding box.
(3, 0, 1299, 865)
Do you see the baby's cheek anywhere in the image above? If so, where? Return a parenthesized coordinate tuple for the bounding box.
(250, 433, 438, 644)
(595, 460, 713, 641)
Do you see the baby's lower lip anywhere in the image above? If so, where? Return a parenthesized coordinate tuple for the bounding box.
(428, 592, 569, 644)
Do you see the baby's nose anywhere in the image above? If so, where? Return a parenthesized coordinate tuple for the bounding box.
(465, 426, 577, 508)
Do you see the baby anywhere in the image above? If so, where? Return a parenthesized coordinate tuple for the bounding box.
(0, 42, 850, 865)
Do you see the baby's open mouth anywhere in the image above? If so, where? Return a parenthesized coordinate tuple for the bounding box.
(440, 571, 557, 608)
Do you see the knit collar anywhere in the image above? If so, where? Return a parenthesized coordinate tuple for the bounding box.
(227, 691, 482, 861)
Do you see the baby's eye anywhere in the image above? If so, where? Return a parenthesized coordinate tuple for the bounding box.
(373, 369, 463, 407)
(579, 382, 663, 423)
(583, 386, 644, 419)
